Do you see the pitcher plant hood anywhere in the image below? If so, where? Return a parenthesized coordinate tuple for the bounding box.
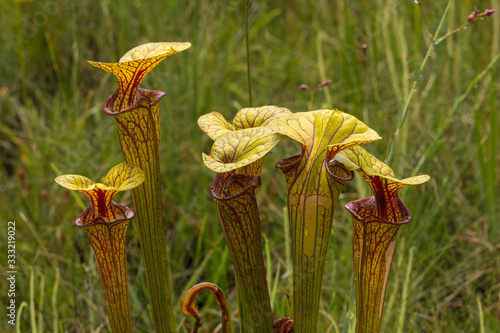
(88, 42, 191, 112)
(199, 105, 291, 141)
(55, 162, 144, 225)
(336, 146, 430, 221)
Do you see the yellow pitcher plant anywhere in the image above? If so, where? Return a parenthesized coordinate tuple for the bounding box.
(55, 163, 144, 333)
(336, 146, 430, 333)
(89, 42, 190, 332)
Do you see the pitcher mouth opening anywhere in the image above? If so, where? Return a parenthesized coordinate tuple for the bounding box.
(325, 159, 354, 182)
(75, 202, 135, 228)
(275, 153, 303, 171)
(210, 171, 261, 201)
(344, 196, 411, 225)
(103, 88, 166, 116)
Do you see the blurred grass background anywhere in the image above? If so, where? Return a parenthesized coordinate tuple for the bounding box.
(0, 0, 499, 332)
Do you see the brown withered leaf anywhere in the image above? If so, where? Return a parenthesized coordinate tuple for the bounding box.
(274, 317, 294, 333)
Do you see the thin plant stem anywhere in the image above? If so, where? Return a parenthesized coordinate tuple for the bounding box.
(386, 0, 451, 163)
(316, 31, 332, 106)
(434, 11, 496, 45)
(245, 0, 253, 107)
(37, 274, 44, 333)
(51, 262, 60, 333)
(30, 269, 37, 333)
(283, 206, 291, 277)
(308, 93, 315, 110)
(396, 247, 414, 333)
(415, 0, 433, 37)
(477, 295, 485, 333)
(16, 302, 28, 333)
(342, 275, 356, 333)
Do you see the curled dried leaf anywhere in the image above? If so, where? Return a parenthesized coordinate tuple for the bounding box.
(274, 317, 294, 333)
(182, 282, 231, 333)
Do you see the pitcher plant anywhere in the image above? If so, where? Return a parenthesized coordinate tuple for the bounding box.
(336, 146, 430, 333)
(268, 109, 381, 332)
(199, 106, 290, 332)
(55, 163, 145, 333)
(88, 42, 190, 332)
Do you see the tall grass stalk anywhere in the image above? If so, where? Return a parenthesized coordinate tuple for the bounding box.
(342, 276, 356, 333)
(16, 302, 28, 333)
(396, 247, 414, 333)
(386, 0, 452, 164)
(51, 263, 60, 333)
(246, 0, 253, 106)
(477, 295, 485, 333)
(30, 269, 37, 333)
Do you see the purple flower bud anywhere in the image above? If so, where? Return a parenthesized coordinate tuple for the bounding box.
(315, 79, 333, 91)
(486, 9, 495, 16)
(299, 84, 310, 91)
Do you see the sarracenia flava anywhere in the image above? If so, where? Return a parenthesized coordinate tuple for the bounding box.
(55, 163, 145, 333)
(336, 146, 429, 333)
(268, 109, 381, 333)
(89, 42, 190, 332)
(199, 106, 290, 332)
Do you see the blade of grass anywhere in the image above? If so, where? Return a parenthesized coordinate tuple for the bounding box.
(194, 213, 208, 266)
(396, 247, 414, 333)
(477, 295, 485, 333)
(342, 275, 356, 333)
(282, 206, 291, 279)
(319, 309, 340, 333)
(16, 302, 28, 333)
(30, 268, 37, 333)
(51, 262, 60, 333)
(270, 262, 281, 308)
(263, 232, 272, 293)
(245, 0, 252, 106)
(37, 273, 45, 333)
(316, 31, 332, 107)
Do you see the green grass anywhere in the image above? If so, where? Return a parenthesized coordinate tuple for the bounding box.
(0, 0, 499, 332)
